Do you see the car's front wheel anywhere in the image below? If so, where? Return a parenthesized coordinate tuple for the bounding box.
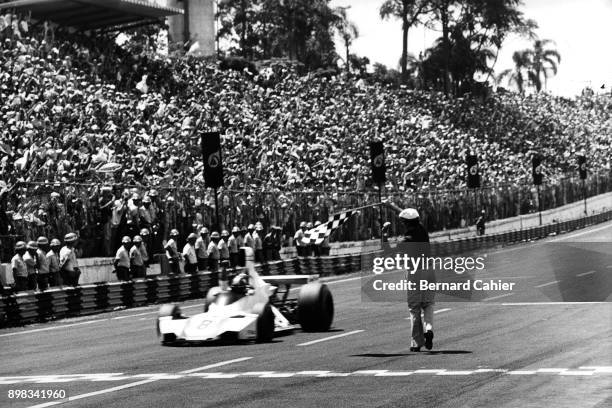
(254, 303, 274, 343)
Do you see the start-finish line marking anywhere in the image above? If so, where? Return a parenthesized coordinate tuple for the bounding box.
(8, 366, 611, 387)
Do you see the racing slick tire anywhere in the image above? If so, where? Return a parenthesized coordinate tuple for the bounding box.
(157, 304, 181, 345)
(297, 283, 334, 332)
(254, 302, 274, 343)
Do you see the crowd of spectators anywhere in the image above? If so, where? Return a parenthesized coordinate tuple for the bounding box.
(0, 13, 611, 260)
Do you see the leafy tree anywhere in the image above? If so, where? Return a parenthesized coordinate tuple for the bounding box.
(348, 54, 369, 76)
(216, 0, 339, 70)
(419, 0, 537, 95)
(497, 50, 531, 94)
(333, 6, 359, 73)
(523, 39, 561, 91)
(379, 0, 431, 82)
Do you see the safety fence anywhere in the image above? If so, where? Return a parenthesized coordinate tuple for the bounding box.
(1, 208, 611, 327)
(1, 172, 611, 261)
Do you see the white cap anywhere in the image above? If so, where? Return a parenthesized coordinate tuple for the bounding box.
(399, 208, 419, 220)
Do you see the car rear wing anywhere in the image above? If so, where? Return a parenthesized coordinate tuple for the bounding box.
(260, 275, 319, 286)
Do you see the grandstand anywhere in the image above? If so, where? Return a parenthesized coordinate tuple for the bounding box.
(0, 8, 610, 259)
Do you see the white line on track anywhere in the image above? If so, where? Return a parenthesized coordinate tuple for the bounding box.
(483, 293, 515, 301)
(0, 320, 101, 338)
(111, 311, 156, 320)
(180, 357, 253, 374)
(535, 280, 560, 288)
(548, 222, 612, 241)
(576, 270, 596, 277)
(26, 357, 253, 408)
(297, 330, 364, 346)
(27, 379, 160, 407)
(324, 275, 363, 285)
(501, 302, 608, 305)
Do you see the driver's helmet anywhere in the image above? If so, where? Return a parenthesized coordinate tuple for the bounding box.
(230, 273, 249, 295)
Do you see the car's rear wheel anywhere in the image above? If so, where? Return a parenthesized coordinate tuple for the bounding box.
(297, 283, 334, 332)
(254, 303, 274, 343)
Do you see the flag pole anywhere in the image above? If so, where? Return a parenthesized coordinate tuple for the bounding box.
(331, 202, 385, 217)
(214, 187, 220, 231)
(377, 183, 384, 246)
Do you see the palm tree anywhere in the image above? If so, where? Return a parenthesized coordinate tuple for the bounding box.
(380, 0, 430, 82)
(497, 50, 531, 94)
(333, 6, 359, 73)
(524, 39, 561, 92)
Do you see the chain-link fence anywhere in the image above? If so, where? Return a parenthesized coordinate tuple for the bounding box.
(1, 172, 610, 262)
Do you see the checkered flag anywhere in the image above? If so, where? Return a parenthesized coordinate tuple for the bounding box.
(301, 210, 359, 245)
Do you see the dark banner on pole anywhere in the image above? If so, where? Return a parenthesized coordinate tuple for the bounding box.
(532, 155, 543, 185)
(201, 131, 224, 188)
(369, 141, 386, 184)
(466, 154, 480, 188)
(578, 155, 587, 180)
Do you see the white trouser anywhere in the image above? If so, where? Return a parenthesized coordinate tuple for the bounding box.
(408, 302, 434, 348)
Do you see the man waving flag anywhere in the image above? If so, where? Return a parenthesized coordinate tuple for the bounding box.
(301, 210, 359, 246)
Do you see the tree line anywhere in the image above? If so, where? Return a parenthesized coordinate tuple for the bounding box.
(215, 0, 560, 96)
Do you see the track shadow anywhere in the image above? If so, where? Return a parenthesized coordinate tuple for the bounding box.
(351, 353, 413, 357)
(162, 339, 284, 347)
(424, 350, 472, 355)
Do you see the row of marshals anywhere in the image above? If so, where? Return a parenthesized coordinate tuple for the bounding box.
(385, 201, 435, 353)
(12, 233, 80, 292)
(11, 238, 60, 292)
(244, 223, 264, 262)
(193, 227, 242, 269)
(113, 235, 149, 281)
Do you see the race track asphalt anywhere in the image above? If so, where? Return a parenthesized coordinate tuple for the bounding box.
(1, 221, 611, 408)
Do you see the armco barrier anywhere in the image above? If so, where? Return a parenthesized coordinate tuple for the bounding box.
(1, 210, 611, 327)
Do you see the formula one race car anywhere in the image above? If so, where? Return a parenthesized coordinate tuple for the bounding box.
(156, 248, 334, 344)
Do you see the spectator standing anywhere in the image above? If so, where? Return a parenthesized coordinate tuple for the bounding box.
(195, 227, 209, 271)
(47, 239, 62, 287)
(294, 222, 307, 256)
(244, 224, 255, 250)
(182, 233, 198, 274)
(253, 223, 264, 263)
(476, 210, 486, 235)
(98, 186, 114, 256)
(164, 229, 181, 275)
(139, 228, 150, 268)
(11, 241, 28, 292)
(59, 233, 80, 286)
(311, 221, 321, 257)
(35, 236, 50, 291)
(305, 222, 314, 257)
(23, 241, 39, 290)
(228, 226, 240, 267)
(130, 235, 146, 278)
(207, 231, 221, 279)
(110, 191, 128, 253)
(114, 236, 131, 281)
(126, 193, 142, 237)
(219, 230, 230, 263)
